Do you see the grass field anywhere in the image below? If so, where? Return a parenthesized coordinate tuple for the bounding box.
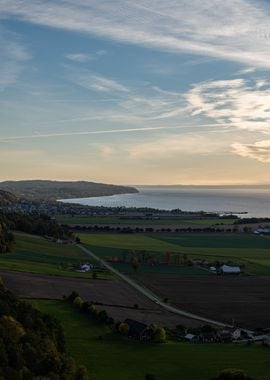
(57, 215, 236, 226)
(79, 233, 270, 275)
(31, 299, 270, 380)
(0, 232, 113, 279)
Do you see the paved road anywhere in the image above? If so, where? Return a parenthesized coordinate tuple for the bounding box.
(78, 244, 230, 328)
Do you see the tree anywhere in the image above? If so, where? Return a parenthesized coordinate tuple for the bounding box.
(131, 256, 140, 273)
(212, 369, 254, 380)
(118, 323, 130, 335)
(75, 366, 90, 380)
(153, 327, 166, 343)
(73, 296, 83, 308)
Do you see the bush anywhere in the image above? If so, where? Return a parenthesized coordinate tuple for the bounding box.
(118, 323, 130, 335)
(212, 369, 254, 380)
(73, 297, 83, 308)
(153, 327, 166, 343)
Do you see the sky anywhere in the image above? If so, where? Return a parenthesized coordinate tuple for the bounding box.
(1, 0, 270, 185)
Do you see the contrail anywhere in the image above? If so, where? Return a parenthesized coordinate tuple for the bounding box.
(0, 123, 232, 142)
(0, 126, 179, 141)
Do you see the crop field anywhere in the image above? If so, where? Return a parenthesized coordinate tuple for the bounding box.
(0, 232, 112, 279)
(2, 270, 197, 328)
(79, 233, 270, 275)
(57, 215, 236, 226)
(135, 273, 270, 329)
(31, 299, 270, 380)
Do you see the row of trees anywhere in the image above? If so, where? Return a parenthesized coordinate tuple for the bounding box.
(0, 280, 90, 379)
(67, 291, 166, 343)
(71, 225, 239, 234)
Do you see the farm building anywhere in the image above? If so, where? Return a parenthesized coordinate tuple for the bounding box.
(222, 327, 242, 340)
(220, 264, 241, 274)
(184, 333, 199, 343)
(124, 319, 153, 341)
(74, 263, 93, 273)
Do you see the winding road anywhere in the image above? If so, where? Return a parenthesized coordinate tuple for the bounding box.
(78, 244, 232, 328)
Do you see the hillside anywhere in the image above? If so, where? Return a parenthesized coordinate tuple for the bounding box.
(0, 190, 17, 206)
(0, 281, 90, 379)
(0, 180, 138, 201)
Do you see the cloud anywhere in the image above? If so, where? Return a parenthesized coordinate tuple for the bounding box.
(0, 27, 31, 90)
(65, 66, 130, 93)
(235, 67, 256, 75)
(2, 1, 270, 67)
(65, 50, 106, 62)
(65, 53, 92, 62)
(232, 140, 270, 163)
(186, 78, 270, 132)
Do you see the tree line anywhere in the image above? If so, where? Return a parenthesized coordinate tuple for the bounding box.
(0, 211, 73, 253)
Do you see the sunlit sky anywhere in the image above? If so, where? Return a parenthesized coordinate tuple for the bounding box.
(1, 0, 270, 185)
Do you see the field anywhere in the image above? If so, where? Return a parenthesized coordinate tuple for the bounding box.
(31, 299, 270, 380)
(57, 215, 236, 226)
(134, 273, 270, 329)
(1, 270, 198, 328)
(0, 232, 112, 279)
(79, 233, 270, 275)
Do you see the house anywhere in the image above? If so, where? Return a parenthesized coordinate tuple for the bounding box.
(254, 228, 270, 235)
(220, 264, 241, 275)
(124, 319, 153, 341)
(222, 327, 242, 340)
(184, 333, 199, 343)
(75, 263, 93, 273)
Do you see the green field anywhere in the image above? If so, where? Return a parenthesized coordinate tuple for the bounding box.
(32, 299, 270, 380)
(79, 233, 270, 275)
(57, 215, 236, 226)
(0, 232, 113, 279)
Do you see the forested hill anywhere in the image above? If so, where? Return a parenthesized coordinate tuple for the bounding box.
(0, 180, 138, 201)
(0, 190, 17, 206)
(0, 281, 90, 379)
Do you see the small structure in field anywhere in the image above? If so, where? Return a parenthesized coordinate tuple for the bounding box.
(184, 333, 199, 343)
(124, 319, 153, 341)
(220, 264, 241, 275)
(221, 327, 242, 341)
(254, 227, 270, 235)
(74, 263, 93, 273)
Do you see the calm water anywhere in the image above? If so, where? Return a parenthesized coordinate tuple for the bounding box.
(61, 186, 270, 218)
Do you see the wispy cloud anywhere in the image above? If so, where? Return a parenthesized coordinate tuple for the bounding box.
(65, 66, 130, 93)
(65, 50, 106, 62)
(186, 78, 270, 132)
(0, 27, 31, 90)
(232, 140, 270, 163)
(2, 1, 270, 67)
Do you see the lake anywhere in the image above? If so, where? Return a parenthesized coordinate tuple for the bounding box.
(61, 186, 270, 218)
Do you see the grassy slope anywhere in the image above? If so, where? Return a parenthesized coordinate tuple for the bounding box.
(0, 232, 112, 279)
(32, 300, 270, 380)
(57, 215, 236, 226)
(79, 233, 270, 275)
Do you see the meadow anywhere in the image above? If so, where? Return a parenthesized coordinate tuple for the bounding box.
(0, 232, 112, 279)
(31, 299, 270, 380)
(79, 233, 270, 275)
